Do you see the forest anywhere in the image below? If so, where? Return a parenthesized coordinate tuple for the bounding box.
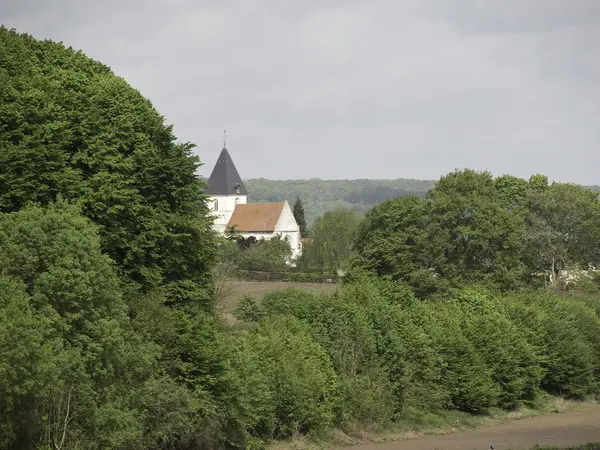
(245, 178, 434, 224)
(246, 178, 600, 225)
(1, 27, 600, 450)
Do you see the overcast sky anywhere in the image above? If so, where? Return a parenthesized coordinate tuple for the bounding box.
(3, 0, 600, 183)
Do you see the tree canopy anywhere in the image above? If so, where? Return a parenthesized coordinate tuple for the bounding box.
(247, 177, 600, 227)
(351, 169, 600, 295)
(0, 26, 216, 305)
(0, 28, 232, 449)
(299, 208, 360, 276)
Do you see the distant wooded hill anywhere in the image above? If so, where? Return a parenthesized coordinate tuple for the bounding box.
(245, 179, 600, 225)
(200, 175, 599, 226)
(245, 178, 436, 224)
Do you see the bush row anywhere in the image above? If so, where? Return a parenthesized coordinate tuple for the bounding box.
(230, 281, 600, 445)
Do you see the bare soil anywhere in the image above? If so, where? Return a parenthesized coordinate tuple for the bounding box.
(337, 406, 600, 450)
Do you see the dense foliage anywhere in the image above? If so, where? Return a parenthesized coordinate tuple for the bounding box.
(0, 203, 212, 448)
(0, 27, 216, 303)
(351, 170, 600, 296)
(231, 281, 600, 441)
(0, 28, 233, 449)
(246, 178, 600, 226)
(219, 233, 293, 273)
(246, 178, 435, 224)
(298, 208, 360, 276)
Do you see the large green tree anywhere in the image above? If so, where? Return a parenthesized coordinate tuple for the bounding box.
(426, 169, 529, 289)
(0, 28, 243, 448)
(0, 202, 201, 449)
(525, 182, 600, 286)
(301, 208, 360, 276)
(351, 170, 530, 294)
(0, 27, 216, 304)
(351, 195, 445, 297)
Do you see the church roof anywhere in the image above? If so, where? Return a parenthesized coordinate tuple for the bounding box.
(227, 202, 285, 232)
(205, 147, 248, 195)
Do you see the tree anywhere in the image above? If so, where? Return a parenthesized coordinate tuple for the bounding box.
(233, 315, 341, 439)
(302, 208, 360, 276)
(293, 197, 308, 236)
(0, 27, 216, 305)
(352, 170, 530, 295)
(351, 195, 445, 297)
(0, 28, 240, 448)
(525, 182, 600, 286)
(426, 169, 529, 289)
(232, 235, 293, 272)
(0, 202, 167, 448)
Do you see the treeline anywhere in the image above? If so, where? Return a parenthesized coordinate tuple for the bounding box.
(235, 171, 600, 290)
(246, 178, 600, 226)
(246, 178, 434, 224)
(351, 170, 600, 296)
(229, 283, 600, 444)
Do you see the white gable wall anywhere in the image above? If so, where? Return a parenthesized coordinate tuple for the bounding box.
(230, 202, 302, 260)
(274, 201, 302, 259)
(209, 194, 247, 232)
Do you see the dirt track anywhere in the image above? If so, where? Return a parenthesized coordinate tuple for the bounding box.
(338, 406, 600, 450)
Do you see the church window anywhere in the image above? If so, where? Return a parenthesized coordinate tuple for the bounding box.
(235, 197, 240, 205)
(213, 200, 219, 211)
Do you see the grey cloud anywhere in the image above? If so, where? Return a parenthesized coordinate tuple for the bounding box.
(2, 0, 599, 184)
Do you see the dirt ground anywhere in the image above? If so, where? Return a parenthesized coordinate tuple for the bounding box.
(215, 280, 339, 318)
(336, 406, 600, 450)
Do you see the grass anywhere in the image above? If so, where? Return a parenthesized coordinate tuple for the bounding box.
(268, 397, 598, 450)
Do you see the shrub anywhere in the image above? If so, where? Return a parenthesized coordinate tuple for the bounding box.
(261, 289, 392, 425)
(365, 299, 448, 414)
(450, 287, 543, 408)
(526, 293, 598, 396)
(230, 236, 292, 272)
(337, 371, 394, 429)
(425, 302, 501, 413)
(233, 296, 264, 322)
(233, 316, 341, 439)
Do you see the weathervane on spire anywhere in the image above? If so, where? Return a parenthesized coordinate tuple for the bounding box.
(223, 129, 227, 148)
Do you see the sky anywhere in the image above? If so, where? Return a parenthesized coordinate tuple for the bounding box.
(3, 0, 600, 184)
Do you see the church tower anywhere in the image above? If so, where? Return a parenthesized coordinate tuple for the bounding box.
(205, 146, 248, 232)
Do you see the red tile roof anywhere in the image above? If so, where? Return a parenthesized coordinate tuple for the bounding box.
(227, 203, 285, 232)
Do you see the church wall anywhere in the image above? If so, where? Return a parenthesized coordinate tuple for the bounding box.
(209, 194, 247, 232)
(274, 201, 302, 259)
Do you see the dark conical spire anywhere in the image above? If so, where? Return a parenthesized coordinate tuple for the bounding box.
(205, 147, 248, 195)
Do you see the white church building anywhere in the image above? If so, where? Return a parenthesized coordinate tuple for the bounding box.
(205, 145, 302, 259)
